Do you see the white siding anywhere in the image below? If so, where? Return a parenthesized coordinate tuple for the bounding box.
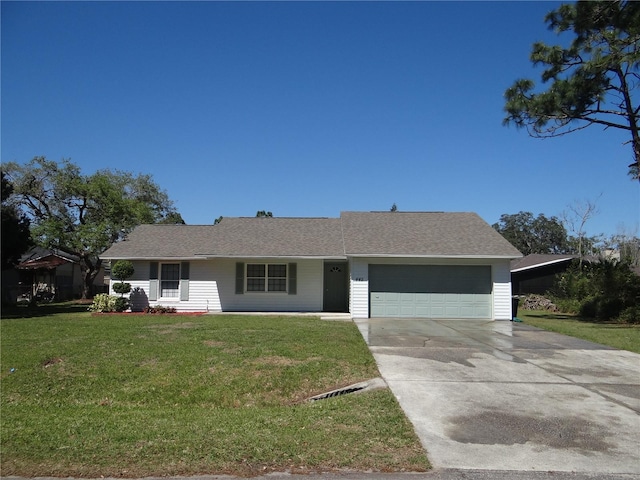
(217, 258, 323, 312)
(110, 257, 514, 318)
(112, 260, 221, 313)
(492, 260, 513, 320)
(111, 258, 325, 313)
(349, 258, 369, 319)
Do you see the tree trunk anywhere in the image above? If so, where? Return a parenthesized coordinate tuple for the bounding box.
(80, 255, 102, 299)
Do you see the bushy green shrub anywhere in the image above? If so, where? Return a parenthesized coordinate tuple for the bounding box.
(551, 297, 581, 314)
(551, 263, 593, 301)
(551, 259, 640, 322)
(579, 296, 624, 320)
(114, 297, 129, 312)
(618, 305, 640, 324)
(88, 294, 118, 313)
(89, 294, 129, 313)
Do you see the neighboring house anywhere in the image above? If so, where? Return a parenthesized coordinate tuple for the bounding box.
(1, 247, 106, 303)
(100, 211, 522, 320)
(510, 254, 578, 295)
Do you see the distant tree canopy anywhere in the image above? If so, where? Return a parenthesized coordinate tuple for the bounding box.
(493, 212, 571, 255)
(3, 157, 182, 298)
(1, 171, 32, 270)
(256, 210, 273, 218)
(157, 212, 185, 224)
(503, 0, 640, 179)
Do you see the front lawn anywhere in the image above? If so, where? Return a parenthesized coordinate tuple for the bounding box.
(0, 307, 429, 477)
(518, 310, 640, 354)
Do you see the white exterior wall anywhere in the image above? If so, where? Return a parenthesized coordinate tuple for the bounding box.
(114, 258, 324, 313)
(349, 257, 514, 320)
(492, 260, 513, 320)
(349, 258, 370, 319)
(217, 258, 323, 312)
(113, 257, 514, 318)
(112, 260, 220, 312)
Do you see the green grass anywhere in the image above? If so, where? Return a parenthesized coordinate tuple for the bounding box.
(518, 310, 640, 354)
(0, 306, 429, 477)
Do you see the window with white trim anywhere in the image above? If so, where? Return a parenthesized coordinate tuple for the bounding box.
(246, 263, 287, 292)
(160, 263, 180, 298)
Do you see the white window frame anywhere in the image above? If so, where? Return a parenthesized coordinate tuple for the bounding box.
(246, 263, 287, 293)
(159, 262, 180, 299)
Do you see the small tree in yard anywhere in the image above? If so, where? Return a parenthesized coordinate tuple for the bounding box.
(111, 260, 134, 297)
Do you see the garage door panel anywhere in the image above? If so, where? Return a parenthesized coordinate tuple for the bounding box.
(369, 265, 492, 319)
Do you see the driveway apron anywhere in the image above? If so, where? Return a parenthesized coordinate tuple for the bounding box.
(355, 318, 640, 475)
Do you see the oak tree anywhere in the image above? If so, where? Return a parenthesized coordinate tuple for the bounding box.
(4, 157, 181, 298)
(1, 172, 32, 270)
(492, 211, 571, 255)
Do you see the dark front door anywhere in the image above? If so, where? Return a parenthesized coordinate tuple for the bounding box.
(323, 261, 348, 312)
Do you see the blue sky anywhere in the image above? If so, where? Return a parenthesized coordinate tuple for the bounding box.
(2, 1, 638, 238)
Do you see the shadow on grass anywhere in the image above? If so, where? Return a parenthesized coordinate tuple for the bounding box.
(522, 311, 638, 328)
(1, 301, 91, 319)
(530, 313, 576, 320)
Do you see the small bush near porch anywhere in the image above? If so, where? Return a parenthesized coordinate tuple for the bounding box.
(0, 306, 429, 477)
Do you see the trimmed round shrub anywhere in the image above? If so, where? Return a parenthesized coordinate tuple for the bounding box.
(111, 260, 135, 282)
(113, 297, 129, 312)
(112, 282, 131, 295)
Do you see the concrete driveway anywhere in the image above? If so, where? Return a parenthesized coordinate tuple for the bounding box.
(355, 318, 640, 476)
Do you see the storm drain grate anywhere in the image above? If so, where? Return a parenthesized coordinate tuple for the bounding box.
(310, 386, 366, 401)
(307, 377, 387, 402)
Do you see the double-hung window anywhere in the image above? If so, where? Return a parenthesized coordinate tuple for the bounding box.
(160, 263, 180, 298)
(246, 263, 287, 292)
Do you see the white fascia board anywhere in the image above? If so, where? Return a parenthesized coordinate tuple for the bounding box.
(511, 257, 574, 273)
(196, 254, 348, 260)
(346, 254, 522, 260)
(100, 256, 202, 261)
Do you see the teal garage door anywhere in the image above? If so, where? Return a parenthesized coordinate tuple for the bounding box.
(369, 265, 492, 318)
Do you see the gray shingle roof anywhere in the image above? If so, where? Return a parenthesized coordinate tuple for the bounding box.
(99, 225, 219, 259)
(101, 218, 345, 259)
(201, 217, 344, 257)
(341, 211, 522, 257)
(100, 212, 522, 260)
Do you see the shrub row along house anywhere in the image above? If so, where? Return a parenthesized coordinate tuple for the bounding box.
(100, 211, 522, 319)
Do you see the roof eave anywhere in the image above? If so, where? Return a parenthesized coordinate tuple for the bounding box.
(100, 255, 204, 261)
(197, 254, 347, 260)
(101, 254, 348, 261)
(346, 253, 522, 259)
(511, 257, 575, 273)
